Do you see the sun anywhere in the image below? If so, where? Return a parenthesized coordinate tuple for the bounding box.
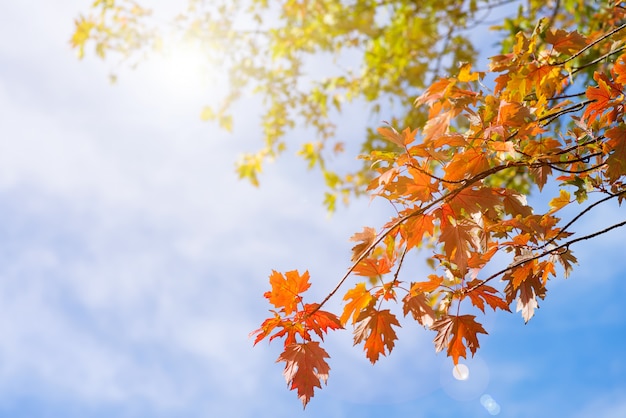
(146, 37, 223, 101)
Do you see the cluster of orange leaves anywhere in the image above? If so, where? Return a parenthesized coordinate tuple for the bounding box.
(253, 5, 626, 408)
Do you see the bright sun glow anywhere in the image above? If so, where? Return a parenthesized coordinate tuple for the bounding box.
(147, 38, 223, 100)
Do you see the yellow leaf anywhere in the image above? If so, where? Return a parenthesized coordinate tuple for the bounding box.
(457, 62, 480, 82)
(549, 190, 570, 212)
(200, 106, 214, 121)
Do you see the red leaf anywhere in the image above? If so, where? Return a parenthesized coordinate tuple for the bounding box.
(582, 72, 622, 123)
(277, 342, 331, 408)
(432, 315, 487, 364)
(303, 304, 343, 340)
(464, 280, 510, 313)
(250, 313, 283, 345)
(353, 308, 401, 363)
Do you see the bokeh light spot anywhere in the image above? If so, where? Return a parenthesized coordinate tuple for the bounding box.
(480, 394, 501, 415)
(452, 363, 469, 380)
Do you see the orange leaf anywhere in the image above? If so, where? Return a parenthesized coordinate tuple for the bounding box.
(464, 280, 510, 313)
(303, 304, 343, 340)
(432, 315, 487, 364)
(349, 227, 377, 262)
(545, 28, 588, 55)
(340, 283, 374, 325)
(410, 275, 443, 293)
(612, 52, 626, 84)
(448, 187, 502, 217)
(438, 212, 474, 275)
(377, 126, 403, 147)
(250, 313, 283, 345)
(500, 189, 533, 217)
(353, 257, 392, 278)
(400, 212, 435, 250)
(443, 148, 491, 182)
(277, 342, 331, 408)
(403, 291, 436, 327)
(353, 308, 401, 363)
(582, 72, 622, 123)
(604, 125, 626, 182)
(264, 270, 311, 315)
(504, 271, 546, 323)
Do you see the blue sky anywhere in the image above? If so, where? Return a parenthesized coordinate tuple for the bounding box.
(0, 2, 625, 417)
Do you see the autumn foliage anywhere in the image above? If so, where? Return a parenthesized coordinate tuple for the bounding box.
(253, 5, 626, 407)
(70, 0, 626, 409)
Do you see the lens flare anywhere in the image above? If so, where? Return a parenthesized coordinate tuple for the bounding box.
(480, 394, 501, 415)
(452, 363, 469, 380)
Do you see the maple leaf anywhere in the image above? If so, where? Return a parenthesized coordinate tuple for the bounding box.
(377, 126, 403, 147)
(504, 271, 547, 323)
(438, 209, 475, 275)
(353, 256, 392, 278)
(340, 283, 374, 325)
(410, 275, 443, 293)
(548, 190, 571, 213)
(530, 162, 552, 191)
(432, 315, 487, 364)
(399, 212, 435, 251)
(349, 227, 377, 262)
(500, 189, 533, 217)
(443, 148, 491, 182)
(402, 291, 436, 327)
(353, 308, 401, 363)
(612, 52, 626, 84)
(448, 187, 502, 217)
(250, 313, 283, 345)
(604, 125, 626, 182)
(582, 72, 622, 124)
(457, 62, 483, 82)
(556, 248, 578, 278)
(264, 270, 311, 315)
(405, 167, 438, 202)
(277, 342, 331, 408)
(545, 28, 588, 55)
(303, 304, 343, 340)
(464, 280, 510, 313)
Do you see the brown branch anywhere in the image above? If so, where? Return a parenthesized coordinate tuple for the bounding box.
(538, 100, 590, 126)
(540, 189, 626, 250)
(467, 219, 626, 293)
(312, 161, 517, 314)
(572, 45, 626, 74)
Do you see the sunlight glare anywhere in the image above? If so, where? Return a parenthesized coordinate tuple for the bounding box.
(149, 37, 221, 100)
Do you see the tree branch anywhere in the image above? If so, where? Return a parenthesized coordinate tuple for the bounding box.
(468, 219, 626, 293)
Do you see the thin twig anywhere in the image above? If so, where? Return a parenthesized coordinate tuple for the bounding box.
(467, 219, 626, 293)
(539, 189, 626, 249)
